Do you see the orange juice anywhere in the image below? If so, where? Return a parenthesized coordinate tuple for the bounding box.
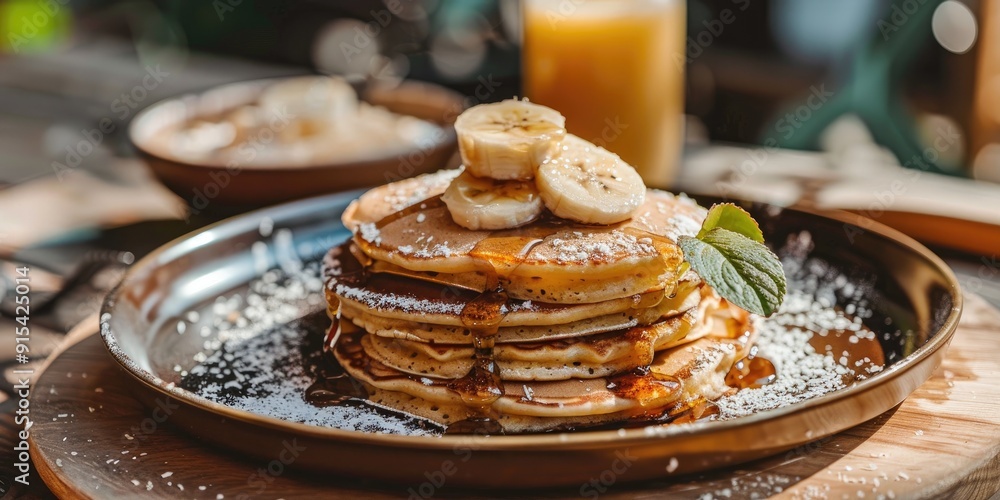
(523, 0, 686, 187)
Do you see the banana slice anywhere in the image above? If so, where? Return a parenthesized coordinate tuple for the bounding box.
(536, 134, 646, 225)
(454, 99, 566, 180)
(442, 171, 544, 230)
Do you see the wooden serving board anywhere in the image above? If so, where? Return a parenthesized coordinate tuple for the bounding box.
(27, 295, 1000, 499)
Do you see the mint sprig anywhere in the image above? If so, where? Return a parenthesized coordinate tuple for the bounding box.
(697, 203, 764, 242)
(678, 204, 786, 316)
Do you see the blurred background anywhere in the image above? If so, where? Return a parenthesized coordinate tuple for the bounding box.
(2, 0, 999, 183)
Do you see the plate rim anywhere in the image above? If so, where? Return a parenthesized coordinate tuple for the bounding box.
(99, 191, 963, 451)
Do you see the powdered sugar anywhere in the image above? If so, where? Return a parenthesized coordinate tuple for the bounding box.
(187, 316, 435, 434)
(357, 222, 381, 246)
(384, 235, 456, 259)
(335, 282, 464, 316)
(717, 298, 853, 419)
(380, 169, 460, 213)
(715, 246, 889, 419)
(180, 263, 440, 436)
(550, 230, 657, 263)
(664, 214, 703, 241)
(413, 240, 454, 258)
(333, 281, 538, 316)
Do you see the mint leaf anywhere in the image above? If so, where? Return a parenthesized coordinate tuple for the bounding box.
(678, 228, 786, 316)
(698, 203, 764, 243)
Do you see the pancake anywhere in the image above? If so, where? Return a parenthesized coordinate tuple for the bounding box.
(342, 281, 703, 345)
(365, 387, 725, 434)
(325, 241, 698, 328)
(342, 168, 462, 230)
(342, 170, 706, 304)
(336, 274, 713, 345)
(334, 323, 753, 432)
(361, 304, 711, 381)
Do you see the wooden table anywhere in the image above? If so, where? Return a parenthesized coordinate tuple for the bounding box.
(20, 294, 1000, 499)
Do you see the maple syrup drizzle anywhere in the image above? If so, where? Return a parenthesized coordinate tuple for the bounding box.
(444, 416, 504, 435)
(305, 364, 369, 405)
(805, 324, 886, 385)
(309, 314, 370, 405)
(725, 344, 778, 390)
(374, 194, 447, 229)
(448, 288, 506, 407)
(322, 300, 342, 355)
(443, 231, 553, 433)
(622, 226, 687, 303)
(605, 366, 684, 404)
(667, 398, 721, 424)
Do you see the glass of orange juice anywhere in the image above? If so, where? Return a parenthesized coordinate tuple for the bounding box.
(523, 0, 686, 188)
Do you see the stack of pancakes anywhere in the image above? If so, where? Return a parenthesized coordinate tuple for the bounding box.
(322, 169, 755, 433)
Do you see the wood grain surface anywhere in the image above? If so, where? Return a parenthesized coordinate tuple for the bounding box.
(26, 294, 1000, 499)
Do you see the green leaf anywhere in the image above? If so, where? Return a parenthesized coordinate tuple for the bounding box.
(678, 228, 786, 316)
(698, 203, 764, 243)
